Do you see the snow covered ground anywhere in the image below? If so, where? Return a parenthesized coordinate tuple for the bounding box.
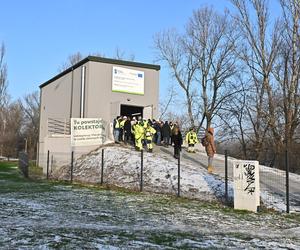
(1, 153, 300, 249)
(51, 145, 232, 203)
(1, 174, 300, 249)
(51, 145, 300, 213)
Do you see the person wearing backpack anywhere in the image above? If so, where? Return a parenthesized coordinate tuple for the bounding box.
(185, 127, 198, 153)
(203, 127, 216, 173)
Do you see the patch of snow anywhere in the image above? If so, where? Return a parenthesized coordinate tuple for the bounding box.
(204, 174, 234, 201)
(49, 144, 299, 213)
(260, 165, 299, 182)
(51, 145, 225, 202)
(260, 190, 287, 212)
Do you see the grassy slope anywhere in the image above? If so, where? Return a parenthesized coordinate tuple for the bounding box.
(0, 161, 59, 194)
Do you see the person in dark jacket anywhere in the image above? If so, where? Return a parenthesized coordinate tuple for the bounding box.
(153, 120, 162, 145)
(162, 121, 171, 147)
(123, 117, 132, 144)
(172, 126, 183, 159)
(113, 116, 121, 143)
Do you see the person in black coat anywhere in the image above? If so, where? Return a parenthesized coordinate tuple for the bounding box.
(153, 120, 162, 145)
(162, 121, 171, 147)
(172, 126, 183, 159)
(123, 117, 132, 144)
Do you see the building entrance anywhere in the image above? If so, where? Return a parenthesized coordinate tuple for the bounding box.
(120, 104, 143, 119)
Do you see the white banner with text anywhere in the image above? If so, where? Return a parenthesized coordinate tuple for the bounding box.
(112, 66, 144, 95)
(71, 118, 106, 147)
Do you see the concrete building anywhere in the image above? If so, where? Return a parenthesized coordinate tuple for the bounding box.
(38, 56, 160, 171)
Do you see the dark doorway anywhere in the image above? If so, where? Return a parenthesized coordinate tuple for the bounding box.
(120, 104, 143, 119)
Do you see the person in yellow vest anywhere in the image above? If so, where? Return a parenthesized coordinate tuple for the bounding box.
(119, 116, 127, 142)
(145, 123, 156, 152)
(131, 118, 137, 144)
(134, 121, 145, 151)
(185, 127, 198, 153)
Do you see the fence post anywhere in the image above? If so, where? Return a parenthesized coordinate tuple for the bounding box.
(46, 150, 50, 180)
(24, 153, 29, 178)
(177, 152, 181, 197)
(101, 149, 104, 185)
(51, 155, 53, 174)
(225, 150, 228, 204)
(70, 151, 74, 183)
(140, 150, 144, 192)
(285, 149, 290, 213)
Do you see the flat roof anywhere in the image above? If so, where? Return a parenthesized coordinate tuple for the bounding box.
(39, 56, 161, 89)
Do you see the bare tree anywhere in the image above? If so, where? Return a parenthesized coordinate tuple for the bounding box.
(186, 8, 239, 129)
(114, 47, 135, 61)
(0, 42, 8, 156)
(19, 91, 40, 159)
(59, 49, 136, 72)
(1, 102, 23, 157)
(217, 79, 252, 158)
(0, 42, 8, 108)
(159, 85, 177, 120)
(154, 28, 198, 128)
(274, 0, 300, 148)
(231, 0, 283, 159)
(154, 7, 239, 131)
(58, 52, 84, 72)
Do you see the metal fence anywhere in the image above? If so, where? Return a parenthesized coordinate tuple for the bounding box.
(40, 148, 183, 196)
(34, 145, 299, 214)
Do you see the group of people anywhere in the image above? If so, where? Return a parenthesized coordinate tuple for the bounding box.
(113, 116, 216, 173)
(113, 116, 176, 152)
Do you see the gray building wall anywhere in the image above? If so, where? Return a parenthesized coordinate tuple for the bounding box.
(38, 57, 160, 172)
(38, 64, 87, 172)
(85, 60, 159, 123)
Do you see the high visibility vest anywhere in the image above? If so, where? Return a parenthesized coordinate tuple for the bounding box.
(131, 124, 136, 134)
(143, 120, 148, 128)
(186, 131, 198, 144)
(120, 120, 126, 128)
(145, 126, 156, 140)
(134, 124, 145, 139)
(115, 120, 120, 129)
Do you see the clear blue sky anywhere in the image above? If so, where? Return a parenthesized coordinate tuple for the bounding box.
(0, 0, 280, 100)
